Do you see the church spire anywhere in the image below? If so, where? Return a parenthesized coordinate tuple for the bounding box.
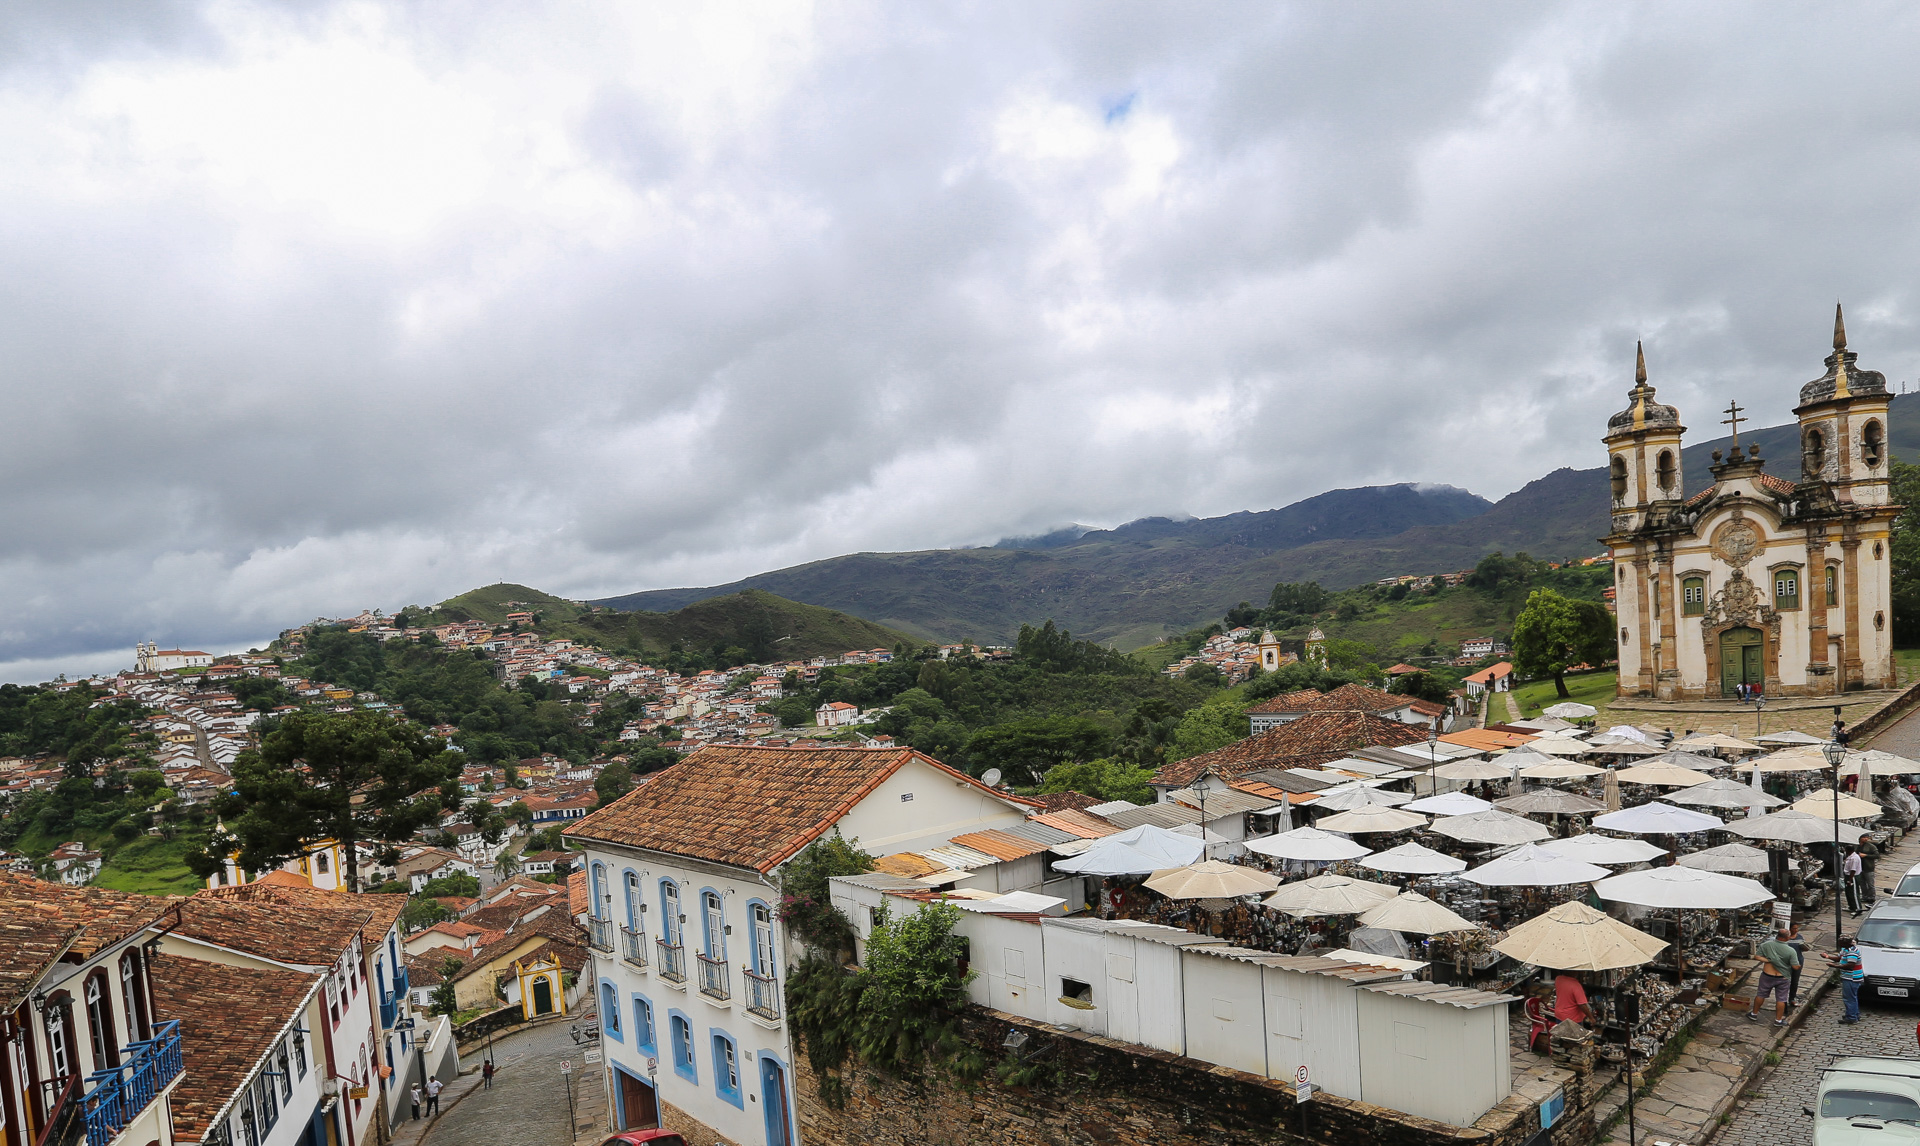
(1834, 303, 1848, 352)
(1635, 340, 1647, 385)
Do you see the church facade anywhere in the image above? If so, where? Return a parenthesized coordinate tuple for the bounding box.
(1603, 307, 1897, 700)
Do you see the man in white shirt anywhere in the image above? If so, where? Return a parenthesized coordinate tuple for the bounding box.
(1845, 848, 1864, 916)
(425, 1077, 443, 1116)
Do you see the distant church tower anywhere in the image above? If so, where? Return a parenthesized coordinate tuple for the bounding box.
(1602, 308, 1897, 699)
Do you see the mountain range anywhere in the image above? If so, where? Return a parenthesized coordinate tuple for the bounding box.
(593, 397, 1920, 648)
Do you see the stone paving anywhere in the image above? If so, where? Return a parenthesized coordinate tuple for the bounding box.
(1716, 983, 1920, 1146)
(414, 1018, 609, 1146)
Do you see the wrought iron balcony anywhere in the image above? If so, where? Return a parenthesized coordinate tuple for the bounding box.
(743, 968, 780, 1020)
(655, 939, 686, 984)
(81, 1020, 183, 1146)
(587, 916, 614, 952)
(620, 925, 648, 968)
(695, 954, 730, 1001)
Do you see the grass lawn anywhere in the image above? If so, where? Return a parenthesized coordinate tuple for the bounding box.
(92, 832, 210, 897)
(1896, 648, 1920, 687)
(1512, 670, 1619, 719)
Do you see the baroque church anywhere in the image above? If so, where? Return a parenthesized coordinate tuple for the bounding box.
(1604, 307, 1897, 700)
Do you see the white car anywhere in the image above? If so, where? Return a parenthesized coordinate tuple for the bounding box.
(1890, 859, 1920, 899)
(1858, 900, 1920, 1002)
(1811, 1057, 1920, 1144)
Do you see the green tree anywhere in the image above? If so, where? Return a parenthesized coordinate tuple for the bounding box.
(1389, 671, 1454, 705)
(428, 956, 463, 1016)
(1165, 693, 1248, 762)
(402, 896, 450, 932)
(774, 697, 814, 728)
(1511, 588, 1616, 698)
(1891, 458, 1920, 647)
(593, 761, 633, 809)
(964, 715, 1112, 786)
(778, 833, 873, 953)
(190, 711, 459, 891)
(853, 903, 975, 1076)
(417, 872, 481, 898)
(1036, 758, 1156, 804)
(1269, 581, 1330, 615)
(1183, 662, 1223, 687)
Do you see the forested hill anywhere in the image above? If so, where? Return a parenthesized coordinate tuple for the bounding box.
(592, 396, 1920, 649)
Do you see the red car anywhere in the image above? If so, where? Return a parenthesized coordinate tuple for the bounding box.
(597, 1133, 685, 1146)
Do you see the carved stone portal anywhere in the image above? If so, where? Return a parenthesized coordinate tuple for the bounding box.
(1700, 570, 1780, 639)
(1710, 519, 1761, 568)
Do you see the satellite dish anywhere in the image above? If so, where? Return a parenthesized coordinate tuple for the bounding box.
(981, 768, 1003, 788)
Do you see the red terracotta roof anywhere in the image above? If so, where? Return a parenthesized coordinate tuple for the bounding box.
(1152, 711, 1431, 788)
(0, 921, 81, 1013)
(567, 870, 588, 916)
(1756, 473, 1798, 496)
(172, 896, 368, 967)
(564, 745, 1037, 873)
(0, 871, 170, 962)
(1025, 791, 1104, 813)
(151, 958, 319, 1142)
(1030, 810, 1120, 839)
(1246, 689, 1324, 715)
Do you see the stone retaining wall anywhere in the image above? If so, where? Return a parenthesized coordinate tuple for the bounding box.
(795, 1007, 1594, 1146)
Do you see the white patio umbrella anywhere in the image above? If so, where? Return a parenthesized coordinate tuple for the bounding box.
(1310, 784, 1414, 812)
(1673, 732, 1762, 754)
(1642, 749, 1729, 772)
(1519, 760, 1607, 779)
(1544, 833, 1668, 865)
(1727, 808, 1871, 845)
(1262, 874, 1400, 918)
(1052, 824, 1204, 875)
(1434, 758, 1519, 781)
(1494, 901, 1666, 972)
(1613, 761, 1717, 787)
(1849, 749, 1920, 777)
(1586, 740, 1663, 757)
(1668, 778, 1786, 811)
(1753, 730, 1824, 746)
(1543, 702, 1599, 719)
(1600, 725, 1657, 745)
(1404, 790, 1494, 815)
(1464, 844, 1611, 887)
(1494, 789, 1607, 816)
(1591, 801, 1724, 835)
(1745, 748, 1834, 773)
(1359, 841, 1469, 876)
(1525, 736, 1591, 757)
(1594, 865, 1772, 910)
(1245, 827, 1372, 863)
(1144, 861, 1280, 900)
(1427, 808, 1552, 846)
(1312, 805, 1429, 834)
(1789, 789, 1884, 821)
(1356, 891, 1480, 935)
(1675, 843, 1772, 875)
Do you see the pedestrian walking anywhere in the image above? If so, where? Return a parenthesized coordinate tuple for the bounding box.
(425, 1077, 443, 1116)
(409, 1085, 422, 1121)
(1748, 928, 1801, 1027)
(1824, 934, 1865, 1024)
(1784, 923, 1807, 1013)
(482, 1060, 494, 1091)
(1845, 848, 1865, 916)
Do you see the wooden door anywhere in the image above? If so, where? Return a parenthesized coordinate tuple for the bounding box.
(617, 1070, 657, 1130)
(531, 977, 553, 1016)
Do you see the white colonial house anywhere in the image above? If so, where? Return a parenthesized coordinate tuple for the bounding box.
(565, 745, 1038, 1146)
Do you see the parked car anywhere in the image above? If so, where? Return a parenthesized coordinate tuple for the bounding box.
(598, 1133, 686, 1146)
(1809, 1056, 1920, 1144)
(1888, 859, 1920, 899)
(1856, 900, 1920, 1002)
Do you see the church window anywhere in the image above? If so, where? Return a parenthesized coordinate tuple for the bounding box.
(1655, 450, 1677, 493)
(1619, 627, 1629, 643)
(1864, 420, 1885, 467)
(1826, 566, 1839, 608)
(1774, 571, 1799, 609)
(1682, 578, 1704, 616)
(1610, 456, 1628, 503)
(1804, 427, 1827, 477)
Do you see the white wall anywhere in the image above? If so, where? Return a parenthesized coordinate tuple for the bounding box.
(1356, 990, 1511, 1128)
(1261, 963, 1363, 1100)
(1177, 951, 1267, 1077)
(833, 757, 1031, 855)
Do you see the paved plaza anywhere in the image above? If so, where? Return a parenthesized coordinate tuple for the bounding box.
(415, 1019, 609, 1146)
(1718, 984, 1920, 1146)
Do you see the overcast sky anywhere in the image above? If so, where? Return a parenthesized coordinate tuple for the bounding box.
(6, 1, 1920, 681)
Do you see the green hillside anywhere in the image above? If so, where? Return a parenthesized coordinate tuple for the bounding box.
(425, 584, 919, 662)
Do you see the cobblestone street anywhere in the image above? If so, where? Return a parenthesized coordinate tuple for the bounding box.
(1718, 989, 1920, 1145)
(418, 1020, 608, 1146)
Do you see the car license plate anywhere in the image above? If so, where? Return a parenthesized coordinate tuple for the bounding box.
(1883, 987, 1910, 997)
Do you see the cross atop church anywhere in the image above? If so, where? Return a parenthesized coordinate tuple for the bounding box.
(1721, 399, 1746, 449)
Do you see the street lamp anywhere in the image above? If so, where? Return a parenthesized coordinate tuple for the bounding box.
(1427, 725, 1440, 799)
(1824, 735, 1848, 943)
(1753, 694, 1766, 738)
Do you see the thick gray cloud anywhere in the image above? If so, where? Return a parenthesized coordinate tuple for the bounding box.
(4, 0, 1920, 680)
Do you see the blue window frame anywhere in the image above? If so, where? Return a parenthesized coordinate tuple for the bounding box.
(700, 889, 725, 960)
(669, 1012, 696, 1083)
(623, 870, 641, 931)
(660, 880, 682, 946)
(591, 863, 609, 919)
(747, 900, 776, 976)
(632, 995, 656, 1056)
(711, 1031, 744, 1108)
(599, 980, 621, 1041)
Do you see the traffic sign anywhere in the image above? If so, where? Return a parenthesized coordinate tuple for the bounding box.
(560, 1059, 573, 1074)
(1295, 1065, 1312, 1104)
(646, 1057, 658, 1076)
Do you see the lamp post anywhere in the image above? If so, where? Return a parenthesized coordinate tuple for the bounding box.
(1427, 725, 1440, 799)
(1824, 736, 1848, 943)
(1753, 694, 1765, 739)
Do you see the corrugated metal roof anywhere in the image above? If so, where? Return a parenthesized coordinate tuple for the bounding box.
(918, 843, 1002, 870)
(1030, 809, 1121, 839)
(1239, 768, 1337, 794)
(949, 829, 1050, 861)
(1043, 917, 1236, 949)
(831, 872, 936, 894)
(1099, 803, 1203, 830)
(1047, 838, 1098, 857)
(1085, 800, 1141, 816)
(1166, 788, 1284, 816)
(997, 821, 1079, 847)
(1208, 950, 1417, 984)
(1317, 757, 1408, 777)
(872, 852, 948, 878)
(1358, 981, 1519, 1010)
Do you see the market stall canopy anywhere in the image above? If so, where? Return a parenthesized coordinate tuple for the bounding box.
(1753, 730, 1825, 746)
(1847, 749, 1920, 778)
(1543, 702, 1599, 719)
(1494, 900, 1667, 972)
(1245, 826, 1372, 863)
(1594, 865, 1771, 910)
(1358, 841, 1469, 875)
(1510, 717, 1578, 733)
(1262, 874, 1400, 918)
(1789, 789, 1885, 821)
(1726, 808, 1872, 845)
(1169, 823, 1234, 846)
(1357, 891, 1480, 936)
(1311, 783, 1415, 812)
(1524, 736, 1591, 757)
(1433, 758, 1517, 781)
(1673, 732, 1762, 754)
(1051, 824, 1205, 875)
(1591, 801, 1725, 835)
(1543, 834, 1668, 865)
(1675, 843, 1772, 875)
(1745, 747, 1834, 773)
(1600, 725, 1659, 745)
(1313, 804, 1429, 833)
(1464, 843, 1611, 887)
(1668, 778, 1786, 811)
(1404, 791, 1495, 816)
(1144, 861, 1280, 901)
(1518, 761, 1607, 779)
(1494, 789, 1607, 816)
(1585, 740, 1663, 756)
(1612, 761, 1718, 787)
(1427, 808, 1553, 846)
(1643, 749, 1728, 772)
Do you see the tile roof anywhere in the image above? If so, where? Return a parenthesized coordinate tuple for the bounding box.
(1246, 689, 1324, 715)
(947, 829, 1050, 861)
(0, 871, 171, 961)
(871, 852, 950, 879)
(567, 870, 588, 916)
(0, 921, 82, 1013)
(1152, 711, 1431, 788)
(1024, 791, 1105, 813)
(172, 896, 369, 968)
(1440, 727, 1533, 751)
(1029, 809, 1120, 839)
(198, 882, 406, 949)
(1756, 473, 1798, 497)
(1462, 662, 1514, 684)
(150, 957, 319, 1143)
(564, 745, 1035, 873)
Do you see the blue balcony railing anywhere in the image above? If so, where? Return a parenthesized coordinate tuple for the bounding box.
(380, 993, 399, 1029)
(394, 965, 410, 999)
(82, 1020, 183, 1146)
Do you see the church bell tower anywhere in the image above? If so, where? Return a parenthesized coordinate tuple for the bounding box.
(1602, 342, 1687, 533)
